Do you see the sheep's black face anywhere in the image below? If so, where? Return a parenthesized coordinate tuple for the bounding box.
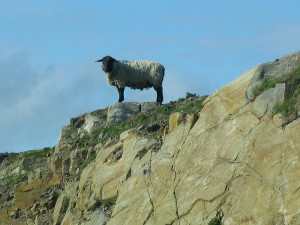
(96, 56, 117, 73)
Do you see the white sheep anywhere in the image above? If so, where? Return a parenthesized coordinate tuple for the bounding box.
(95, 56, 165, 104)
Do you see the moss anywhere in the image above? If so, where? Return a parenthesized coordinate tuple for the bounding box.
(62, 94, 208, 150)
(252, 79, 277, 98)
(99, 113, 107, 119)
(253, 66, 300, 98)
(77, 135, 90, 148)
(90, 122, 137, 144)
(4, 147, 54, 166)
(252, 66, 300, 120)
(78, 153, 97, 175)
(62, 127, 77, 139)
(273, 99, 292, 117)
(1, 174, 23, 185)
(0, 167, 34, 186)
(274, 72, 300, 120)
(273, 86, 299, 121)
(20, 147, 54, 159)
(5, 154, 19, 165)
(279, 66, 300, 85)
(51, 191, 60, 202)
(208, 217, 222, 225)
(176, 97, 207, 114)
(186, 92, 198, 98)
(100, 195, 118, 208)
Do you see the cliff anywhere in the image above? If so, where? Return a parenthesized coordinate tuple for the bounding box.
(0, 52, 299, 225)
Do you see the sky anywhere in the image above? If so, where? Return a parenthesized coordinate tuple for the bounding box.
(1, 0, 300, 153)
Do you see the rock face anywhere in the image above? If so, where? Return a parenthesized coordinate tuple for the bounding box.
(1, 51, 300, 225)
(53, 194, 70, 225)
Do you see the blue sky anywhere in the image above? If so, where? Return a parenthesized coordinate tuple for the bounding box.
(1, 0, 300, 152)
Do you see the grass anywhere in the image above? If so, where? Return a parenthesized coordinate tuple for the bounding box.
(99, 112, 107, 119)
(4, 147, 54, 166)
(78, 153, 97, 175)
(4, 154, 18, 165)
(87, 94, 208, 144)
(0, 167, 34, 186)
(62, 127, 77, 139)
(176, 97, 207, 114)
(273, 71, 300, 119)
(252, 79, 277, 98)
(90, 122, 137, 145)
(273, 98, 294, 117)
(186, 92, 198, 99)
(253, 66, 300, 98)
(77, 134, 91, 148)
(57, 93, 208, 156)
(208, 217, 222, 225)
(100, 195, 118, 209)
(272, 86, 299, 119)
(1, 149, 52, 185)
(1, 174, 25, 185)
(252, 66, 300, 120)
(1, 149, 53, 186)
(20, 147, 54, 158)
(208, 210, 223, 225)
(51, 191, 60, 202)
(86, 195, 119, 211)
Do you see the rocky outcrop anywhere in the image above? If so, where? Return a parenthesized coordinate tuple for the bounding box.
(107, 102, 141, 124)
(244, 83, 294, 119)
(1, 51, 300, 225)
(246, 51, 300, 100)
(14, 172, 60, 212)
(53, 194, 70, 225)
(107, 102, 159, 124)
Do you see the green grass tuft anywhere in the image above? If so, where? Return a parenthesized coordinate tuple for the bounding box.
(78, 153, 97, 175)
(62, 94, 208, 150)
(253, 66, 300, 120)
(208, 217, 222, 225)
(253, 66, 300, 98)
(0, 167, 34, 185)
(51, 191, 60, 201)
(20, 147, 54, 158)
(100, 195, 118, 208)
(252, 80, 277, 98)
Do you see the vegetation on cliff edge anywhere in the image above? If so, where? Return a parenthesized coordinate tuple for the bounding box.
(253, 66, 300, 120)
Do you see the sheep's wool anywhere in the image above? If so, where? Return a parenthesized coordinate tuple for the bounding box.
(104, 60, 164, 90)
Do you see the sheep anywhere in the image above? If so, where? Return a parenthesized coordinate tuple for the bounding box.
(95, 56, 165, 104)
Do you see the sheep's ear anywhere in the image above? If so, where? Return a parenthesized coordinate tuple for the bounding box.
(95, 59, 103, 62)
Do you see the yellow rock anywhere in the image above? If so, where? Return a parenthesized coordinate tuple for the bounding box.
(168, 112, 181, 132)
(273, 113, 285, 127)
(14, 172, 60, 212)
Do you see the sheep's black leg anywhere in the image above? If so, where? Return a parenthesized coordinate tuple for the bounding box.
(154, 87, 163, 104)
(117, 87, 125, 102)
